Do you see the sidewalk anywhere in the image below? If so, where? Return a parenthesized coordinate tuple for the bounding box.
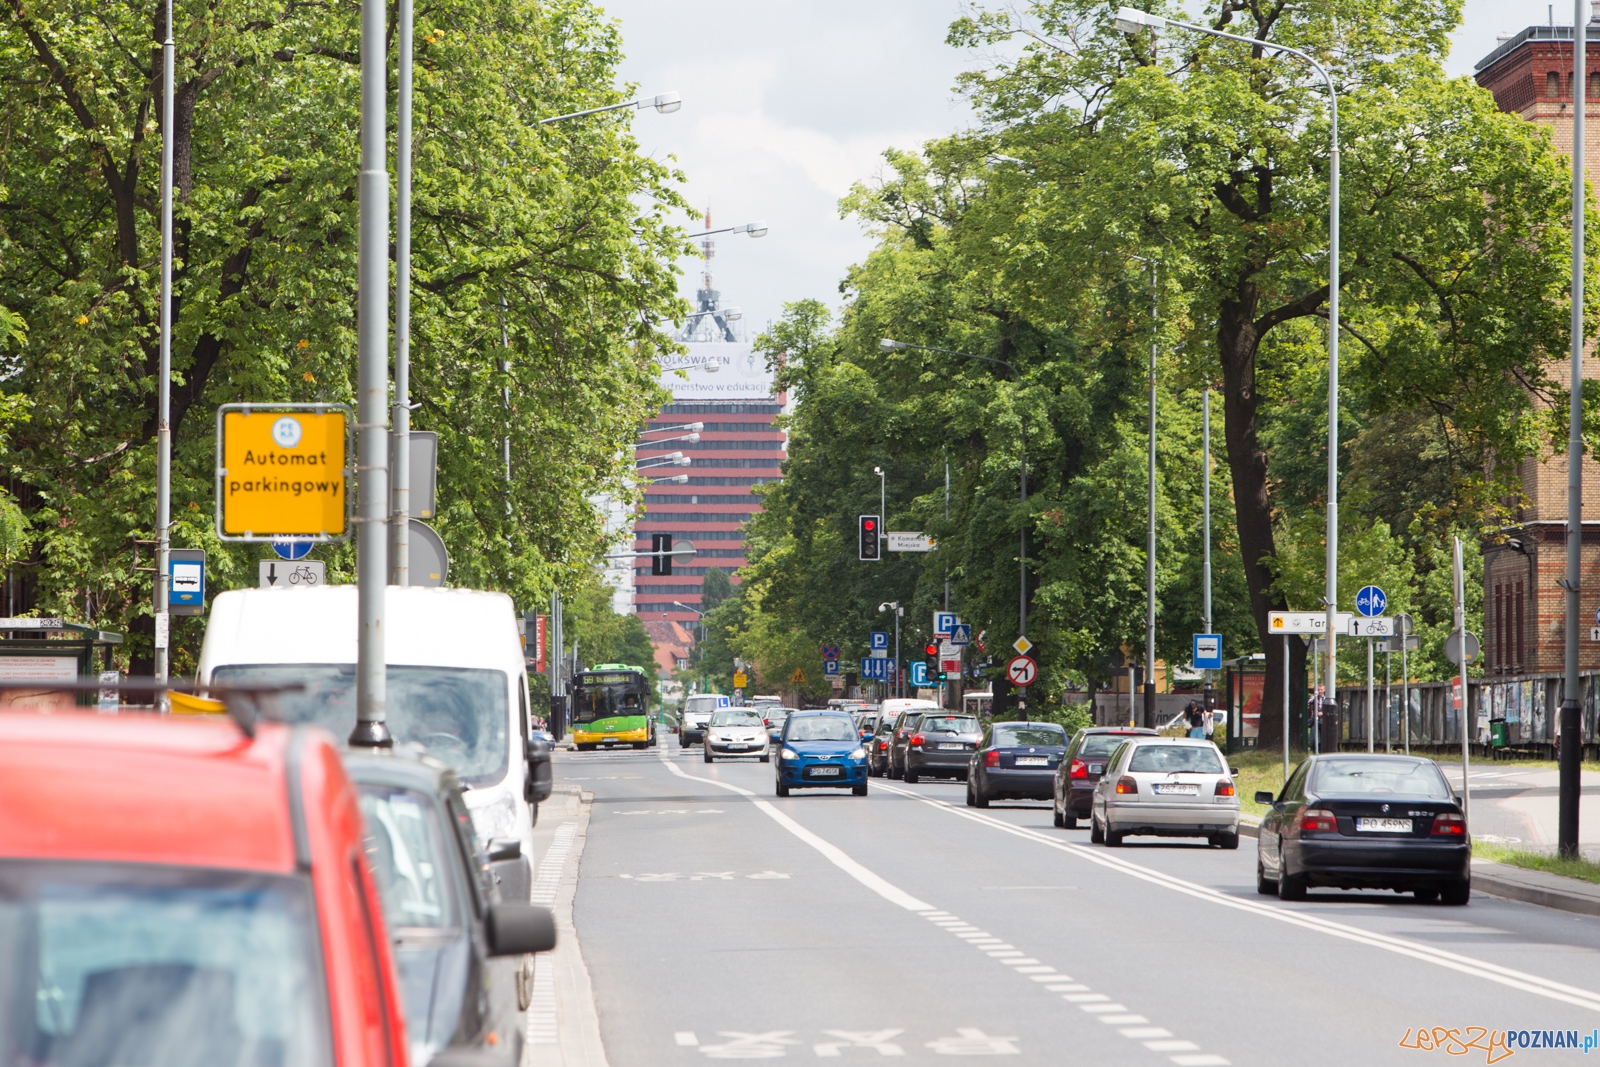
(1437, 763, 1600, 862)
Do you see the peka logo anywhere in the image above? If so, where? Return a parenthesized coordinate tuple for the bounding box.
(271, 415, 303, 448)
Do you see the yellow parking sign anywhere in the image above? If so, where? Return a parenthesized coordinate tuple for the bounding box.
(215, 404, 351, 539)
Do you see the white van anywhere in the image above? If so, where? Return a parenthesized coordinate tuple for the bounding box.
(197, 587, 538, 867)
(879, 697, 941, 720)
(679, 692, 730, 746)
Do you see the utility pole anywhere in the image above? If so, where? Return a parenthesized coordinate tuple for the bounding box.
(1454, 537, 1471, 829)
(153, 0, 175, 696)
(1145, 262, 1158, 730)
(389, 0, 414, 586)
(350, 0, 391, 747)
(1559, 0, 1588, 860)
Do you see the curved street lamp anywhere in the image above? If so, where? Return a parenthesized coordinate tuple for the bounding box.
(541, 91, 683, 125)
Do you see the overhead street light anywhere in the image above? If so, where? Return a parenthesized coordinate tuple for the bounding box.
(688, 221, 768, 239)
(878, 601, 904, 698)
(637, 453, 691, 470)
(1113, 5, 1341, 732)
(649, 473, 690, 484)
(541, 91, 682, 125)
(637, 432, 699, 445)
(644, 422, 704, 435)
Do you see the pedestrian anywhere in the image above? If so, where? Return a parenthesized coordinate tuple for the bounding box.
(1185, 701, 1207, 739)
(1307, 684, 1333, 753)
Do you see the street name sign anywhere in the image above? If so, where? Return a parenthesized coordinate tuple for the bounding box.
(217, 404, 350, 541)
(886, 532, 935, 552)
(1192, 634, 1222, 671)
(259, 559, 325, 588)
(1355, 585, 1388, 618)
(1268, 611, 1354, 636)
(1007, 655, 1038, 687)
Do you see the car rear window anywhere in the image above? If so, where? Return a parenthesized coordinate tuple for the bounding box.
(1310, 759, 1451, 799)
(994, 726, 1066, 747)
(1082, 734, 1139, 759)
(921, 716, 979, 734)
(1128, 745, 1223, 773)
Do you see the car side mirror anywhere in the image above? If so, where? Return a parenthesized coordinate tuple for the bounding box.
(1230, 767, 1240, 776)
(485, 901, 557, 956)
(1254, 791, 1275, 805)
(487, 837, 521, 862)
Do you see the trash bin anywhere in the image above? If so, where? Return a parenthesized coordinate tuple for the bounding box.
(1489, 718, 1507, 748)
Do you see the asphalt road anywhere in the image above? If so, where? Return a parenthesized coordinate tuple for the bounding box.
(566, 744, 1600, 1066)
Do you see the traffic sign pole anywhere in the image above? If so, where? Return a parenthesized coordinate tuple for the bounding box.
(1366, 636, 1375, 754)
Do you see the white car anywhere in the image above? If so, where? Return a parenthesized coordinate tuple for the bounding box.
(1090, 736, 1240, 849)
(704, 708, 772, 763)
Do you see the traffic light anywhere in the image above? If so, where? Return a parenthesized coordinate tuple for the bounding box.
(651, 533, 673, 576)
(858, 515, 881, 560)
(924, 641, 940, 681)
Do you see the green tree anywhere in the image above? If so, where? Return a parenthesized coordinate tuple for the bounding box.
(700, 566, 733, 613)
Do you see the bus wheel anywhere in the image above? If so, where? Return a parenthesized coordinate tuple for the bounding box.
(576, 743, 595, 752)
(632, 742, 647, 750)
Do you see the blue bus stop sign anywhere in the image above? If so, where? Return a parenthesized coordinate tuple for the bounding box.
(1355, 585, 1387, 618)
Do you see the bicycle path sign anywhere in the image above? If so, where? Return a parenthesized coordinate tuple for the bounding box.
(259, 559, 325, 589)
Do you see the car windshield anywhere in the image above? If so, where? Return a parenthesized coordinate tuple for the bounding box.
(1310, 759, 1452, 799)
(711, 710, 764, 726)
(1128, 745, 1223, 773)
(211, 664, 509, 786)
(921, 716, 979, 734)
(0, 859, 331, 1067)
(994, 726, 1066, 748)
(1082, 734, 1141, 759)
(357, 784, 455, 930)
(787, 716, 857, 742)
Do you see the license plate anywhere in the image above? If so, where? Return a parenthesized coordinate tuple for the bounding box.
(1356, 818, 1412, 833)
(727, 744, 748, 750)
(938, 743, 964, 751)
(809, 766, 841, 777)
(1016, 757, 1048, 767)
(1153, 783, 1199, 795)
(1089, 764, 1104, 775)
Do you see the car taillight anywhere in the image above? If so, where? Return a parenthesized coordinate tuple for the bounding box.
(984, 751, 999, 767)
(1115, 776, 1138, 794)
(1069, 759, 1087, 779)
(911, 734, 926, 747)
(1214, 779, 1235, 796)
(1297, 808, 1338, 833)
(1431, 812, 1466, 836)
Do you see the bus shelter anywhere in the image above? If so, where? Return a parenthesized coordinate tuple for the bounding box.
(0, 617, 124, 706)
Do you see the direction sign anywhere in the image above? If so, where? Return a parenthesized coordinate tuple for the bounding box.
(1006, 655, 1038, 687)
(821, 645, 840, 661)
(934, 612, 957, 638)
(1268, 611, 1355, 636)
(259, 559, 325, 589)
(1356, 585, 1388, 618)
(824, 658, 841, 676)
(909, 661, 930, 687)
(1348, 616, 1395, 638)
(1444, 631, 1481, 664)
(1192, 633, 1222, 671)
(886, 532, 936, 552)
(950, 623, 972, 646)
(1012, 635, 1033, 656)
(216, 404, 350, 541)
(859, 657, 894, 681)
(870, 631, 889, 651)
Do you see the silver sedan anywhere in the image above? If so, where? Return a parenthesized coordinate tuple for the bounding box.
(704, 708, 772, 763)
(1090, 737, 1240, 848)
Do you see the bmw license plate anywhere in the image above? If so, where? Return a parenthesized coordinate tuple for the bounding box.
(1016, 757, 1048, 766)
(809, 765, 842, 777)
(938, 743, 964, 751)
(1356, 818, 1412, 833)
(1153, 783, 1199, 795)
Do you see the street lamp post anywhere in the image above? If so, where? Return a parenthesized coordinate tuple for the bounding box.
(879, 602, 903, 698)
(1115, 6, 1341, 734)
(873, 466, 886, 530)
(880, 339, 1027, 640)
(541, 91, 683, 125)
(1131, 256, 1159, 728)
(154, 0, 175, 693)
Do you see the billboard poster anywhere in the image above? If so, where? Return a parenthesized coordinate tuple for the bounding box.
(657, 343, 774, 400)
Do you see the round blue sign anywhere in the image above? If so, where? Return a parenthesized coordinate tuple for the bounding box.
(271, 536, 314, 561)
(1355, 585, 1388, 618)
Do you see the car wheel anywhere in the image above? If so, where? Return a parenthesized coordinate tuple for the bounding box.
(1277, 870, 1307, 902)
(852, 781, 868, 796)
(1105, 829, 1124, 847)
(1090, 815, 1105, 844)
(1214, 831, 1240, 851)
(965, 780, 976, 807)
(1052, 805, 1065, 828)
(1063, 813, 1078, 829)
(680, 736, 691, 749)
(905, 769, 919, 784)
(775, 779, 789, 797)
(1413, 887, 1440, 903)
(973, 784, 989, 809)
(759, 752, 770, 763)
(1440, 879, 1471, 906)
(1256, 854, 1277, 895)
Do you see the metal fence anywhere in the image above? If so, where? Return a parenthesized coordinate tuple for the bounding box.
(1338, 674, 1600, 757)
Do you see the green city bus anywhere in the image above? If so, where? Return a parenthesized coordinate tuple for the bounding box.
(570, 663, 656, 750)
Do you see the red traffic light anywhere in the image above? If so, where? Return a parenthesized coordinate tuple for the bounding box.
(924, 643, 938, 657)
(863, 519, 876, 531)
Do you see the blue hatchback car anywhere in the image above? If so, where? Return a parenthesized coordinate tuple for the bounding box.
(776, 712, 869, 796)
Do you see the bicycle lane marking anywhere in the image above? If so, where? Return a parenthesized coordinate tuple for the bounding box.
(876, 781, 1600, 1014)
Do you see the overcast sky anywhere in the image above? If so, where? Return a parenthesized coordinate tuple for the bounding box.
(599, 0, 1556, 337)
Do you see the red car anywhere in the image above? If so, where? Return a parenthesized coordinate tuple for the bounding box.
(0, 710, 411, 1067)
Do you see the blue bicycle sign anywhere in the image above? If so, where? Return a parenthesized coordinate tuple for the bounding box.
(1355, 585, 1388, 618)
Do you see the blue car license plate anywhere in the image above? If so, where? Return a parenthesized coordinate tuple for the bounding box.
(809, 766, 841, 777)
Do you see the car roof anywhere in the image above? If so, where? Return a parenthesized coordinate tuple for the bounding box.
(0, 711, 299, 873)
(1083, 727, 1159, 735)
(1122, 735, 1216, 746)
(792, 710, 851, 718)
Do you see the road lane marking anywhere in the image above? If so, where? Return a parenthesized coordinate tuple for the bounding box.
(813, 1030, 906, 1057)
(676, 1032, 700, 1046)
(878, 781, 1600, 1015)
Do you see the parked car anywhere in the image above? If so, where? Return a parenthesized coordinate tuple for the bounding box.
(967, 721, 1068, 806)
(901, 713, 983, 783)
(1090, 736, 1240, 848)
(1254, 754, 1470, 904)
(0, 708, 414, 1067)
(346, 745, 557, 1066)
(867, 716, 896, 777)
(775, 712, 869, 796)
(679, 692, 730, 746)
(852, 709, 879, 744)
(704, 707, 772, 762)
(1053, 727, 1159, 828)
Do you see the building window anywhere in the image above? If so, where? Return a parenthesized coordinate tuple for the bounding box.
(1549, 70, 1562, 98)
(1591, 71, 1600, 96)
(1514, 579, 1525, 669)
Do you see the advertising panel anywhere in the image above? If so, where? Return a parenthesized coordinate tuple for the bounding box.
(657, 343, 774, 400)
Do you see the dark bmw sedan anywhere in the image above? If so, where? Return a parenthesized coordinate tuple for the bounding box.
(1255, 754, 1471, 904)
(967, 722, 1067, 807)
(902, 713, 982, 783)
(1053, 726, 1157, 829)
